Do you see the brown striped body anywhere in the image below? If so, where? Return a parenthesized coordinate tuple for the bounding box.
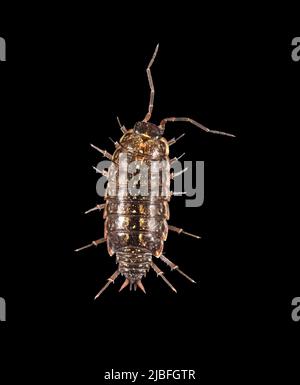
(104, 129, 171, 285)
(76, 45, 234, 297)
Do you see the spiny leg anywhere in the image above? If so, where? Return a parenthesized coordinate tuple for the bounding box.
(108, 137, 120, 148)
(170, 152, 185, 164)
(84, 203, 105, 214)
(168, 224, 201, 239)
(92, 166, 108, 177)
(168, 133, 185, 146)
(90, 143, 113, 160)
(171, 191, 187, 196)
(74, 238, 106, 252)
(171, 167, 188, 179)
(117, 116, 127, 134)
(159, 255, 196, 284)
(94, 270, 120, 299)
(151, 262, 177, 293)
(143, 44, 159, 122)
(159, 117, 235, 137)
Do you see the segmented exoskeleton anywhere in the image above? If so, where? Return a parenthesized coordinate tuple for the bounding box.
(75, 45, 235, 298)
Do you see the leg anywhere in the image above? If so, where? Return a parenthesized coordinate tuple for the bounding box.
(151, 262, 177, 293)
(170, 152, 185, 164)
(143, 44, 159, 122)
(171, 167, 188, 179)
(168, 133, 185, 146)
(108, 137, 120, 148)
(74, 238, 106, 252)
(94, 270, 120, 299)
(159, 255, 196, 283)
(92, 166, 108, 177)
(84, 203, 105, 215)
(117, 116, 127, 134)
(90, 143, 113, 160)
(168, 224, 201, 239)
(171, 191, 187, 196)
(159, 117, 235, 137)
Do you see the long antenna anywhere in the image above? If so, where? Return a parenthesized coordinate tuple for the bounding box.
(143, 44, 159, 122)
(159, 117, 235, 137)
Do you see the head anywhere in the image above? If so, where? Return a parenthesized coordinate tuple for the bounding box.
(133, 121, 165, 138)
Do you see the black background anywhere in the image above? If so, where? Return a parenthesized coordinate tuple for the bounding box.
(0, 5, 299, 384)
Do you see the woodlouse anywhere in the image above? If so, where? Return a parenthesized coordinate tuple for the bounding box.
(75, 44, 235, 298)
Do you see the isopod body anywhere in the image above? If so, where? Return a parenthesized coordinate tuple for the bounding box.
(75, 44, 235, 298)
(105, 122, 171, 292)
